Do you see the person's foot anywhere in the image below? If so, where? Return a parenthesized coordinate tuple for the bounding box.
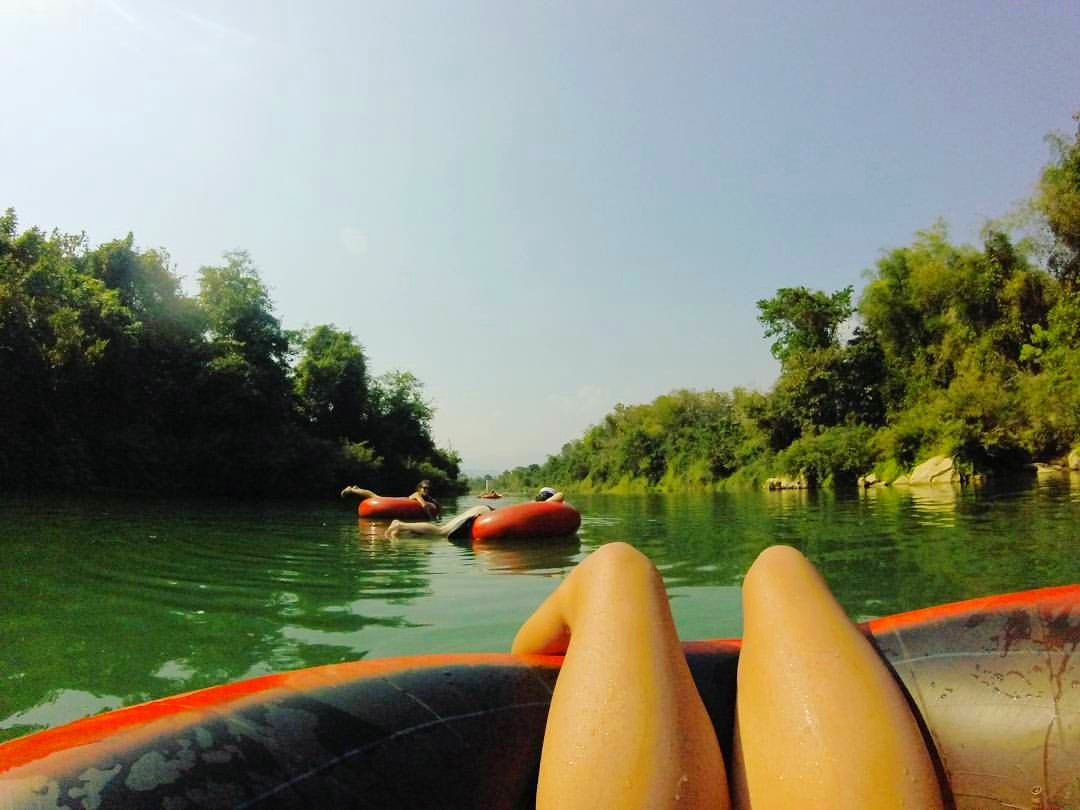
(386, 520, 401, 538)
(340, 485, 357, 498)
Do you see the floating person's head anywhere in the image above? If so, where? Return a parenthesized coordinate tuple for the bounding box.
(417, 479, 432, 494)
(536, 486, 557, 502)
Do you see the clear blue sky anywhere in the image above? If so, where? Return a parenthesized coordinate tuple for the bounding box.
(3, 1, 1078, 472)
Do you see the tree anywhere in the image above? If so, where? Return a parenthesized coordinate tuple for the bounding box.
(196, 251, 290, 425)
(367, 371, 438, 476)
(1035, 114, 1080, 291)
(293, 325, 371, 442)
(198, 251, 287, 366)
(756, 286, 854, 364)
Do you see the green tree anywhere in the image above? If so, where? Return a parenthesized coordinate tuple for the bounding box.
(777, 425, 877, 487)
(294, 325, 371, 442)
(1035, 114, 1080, 291)
(370, 371, 434, 461)
(756, 286, 854, 364)
(0, 210, 466, 497)
(197, 251, 291, 426)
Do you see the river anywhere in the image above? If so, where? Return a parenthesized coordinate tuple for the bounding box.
(2, 476, 1078, 743)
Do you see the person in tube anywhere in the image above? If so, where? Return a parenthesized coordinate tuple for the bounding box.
(385, 486, 565, 539)
(340, 479, 441, 518)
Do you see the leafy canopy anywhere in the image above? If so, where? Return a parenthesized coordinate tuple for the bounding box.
(756, 286, 854, 363)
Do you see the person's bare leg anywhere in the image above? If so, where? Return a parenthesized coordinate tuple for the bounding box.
(732, 545, 943, 809)
(384, 519, 441, 538)
(340, 486, 377, 499)
(513, 542, 729, 810)
(385, 506, 491, 538)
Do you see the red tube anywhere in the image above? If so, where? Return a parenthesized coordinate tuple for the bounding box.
(358, 497, 436, 520)
(470, 501, 581, 540)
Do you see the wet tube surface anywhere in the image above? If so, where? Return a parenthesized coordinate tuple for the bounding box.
(357, 496, 434, 520)
(0, 585, 1076, 809)
(470, 501, 582, 541)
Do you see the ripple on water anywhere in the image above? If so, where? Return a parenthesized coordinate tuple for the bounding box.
(1, 484, 1077, 743)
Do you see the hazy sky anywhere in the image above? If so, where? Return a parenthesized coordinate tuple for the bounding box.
(3, 2, 1078, 472)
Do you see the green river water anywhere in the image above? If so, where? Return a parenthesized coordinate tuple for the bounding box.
(2, 477, 1078, 744)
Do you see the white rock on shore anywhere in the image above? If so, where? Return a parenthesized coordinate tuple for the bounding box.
(891, 455, 967, 486)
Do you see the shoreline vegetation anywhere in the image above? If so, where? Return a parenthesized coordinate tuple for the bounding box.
(0, 229, 467, 498)
(483, 115, 1080, 495)
(5, 115, 1079, 500)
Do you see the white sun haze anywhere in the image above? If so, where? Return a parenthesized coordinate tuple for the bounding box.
(339, 227, 369, 257)
(1, 0, 86, 19)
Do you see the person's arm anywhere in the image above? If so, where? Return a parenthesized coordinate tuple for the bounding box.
(513, 542, 728, 810)
(409, 491, 440, 517)
(731, 546, 943, 809)
(549, 492, 565, 503)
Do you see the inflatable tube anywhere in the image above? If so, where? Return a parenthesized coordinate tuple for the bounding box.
(1, 584, 1077, 809)
(358, 496, 437, 520)
(470, 501, 581, 540)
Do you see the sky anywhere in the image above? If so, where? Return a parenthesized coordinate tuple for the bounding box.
(3, 1, 1079, 473)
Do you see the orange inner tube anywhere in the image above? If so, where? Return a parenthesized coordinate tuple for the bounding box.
(1, 585, 1075, 809)
(470, 501, 581, 540)
(358, 496, 437, 520)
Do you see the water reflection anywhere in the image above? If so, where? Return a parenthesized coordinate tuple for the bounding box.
(0, 495, 444, 741)
(464, 536, 582, 576)
(871, 483, 961, 527)
(1, 481, 1077, 744)
(0, 690, 123, 737)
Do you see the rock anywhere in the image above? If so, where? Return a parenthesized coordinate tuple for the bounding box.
(1069, 449, 1080, 471)
(1030, 462, 1066, 475)
(893, 455, 966, 486)
(765, 476, 808, 491)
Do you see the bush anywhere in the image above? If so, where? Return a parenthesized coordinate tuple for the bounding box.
(777, 425, 878, 487)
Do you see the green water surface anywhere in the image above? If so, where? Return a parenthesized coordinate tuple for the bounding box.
(1, 477, 1077, 743)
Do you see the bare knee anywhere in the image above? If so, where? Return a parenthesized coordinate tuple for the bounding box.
(587, 541, 653, 572)
(744, 544, 809, 585)
(573, 542, 663, 596)
(556, 542, 671, 636)
(742, 544, 841, 626)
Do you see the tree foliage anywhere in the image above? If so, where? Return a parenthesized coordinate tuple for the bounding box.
(294, 324, 371, 442)
(756, 286, 854, 363)
(1037, 114, 1080, 290)
(0, 215, 465, 496)
(491, 114, 1080, 492)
